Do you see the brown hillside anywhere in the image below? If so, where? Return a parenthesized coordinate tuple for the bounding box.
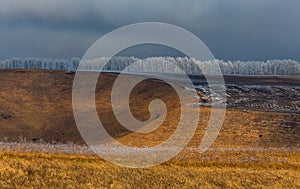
(0, 69, 299, 148)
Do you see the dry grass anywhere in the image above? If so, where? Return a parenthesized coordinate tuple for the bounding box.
(0, 70, 298, 149)
(0, 150, 299, 188)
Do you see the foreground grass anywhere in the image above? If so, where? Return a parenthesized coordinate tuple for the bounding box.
(0, 150, 299, 188)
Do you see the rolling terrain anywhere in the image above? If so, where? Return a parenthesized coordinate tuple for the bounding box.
(0, 69, 299, 188)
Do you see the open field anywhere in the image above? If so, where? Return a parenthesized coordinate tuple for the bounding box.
(0, 69, 299, 188)
(0, 150, 299, 188)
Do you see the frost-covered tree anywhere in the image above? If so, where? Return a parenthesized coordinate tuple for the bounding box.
(0, 57, 299, 75)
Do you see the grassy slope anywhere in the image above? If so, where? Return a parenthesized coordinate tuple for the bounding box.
(0, 70, 299, 188)
(0, 70, 298, 148)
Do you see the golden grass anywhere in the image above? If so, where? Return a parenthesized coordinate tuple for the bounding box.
(0, 150, 299, 188)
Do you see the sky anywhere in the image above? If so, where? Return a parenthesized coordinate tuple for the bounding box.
(0, 0, 300, 61)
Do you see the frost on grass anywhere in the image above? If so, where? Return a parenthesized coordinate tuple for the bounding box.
(0, 138, 298, 155)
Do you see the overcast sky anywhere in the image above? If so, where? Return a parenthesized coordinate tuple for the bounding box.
(0, 0, 299, 61)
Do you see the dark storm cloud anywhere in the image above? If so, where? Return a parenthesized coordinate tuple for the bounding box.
(0, 0, 299, 60)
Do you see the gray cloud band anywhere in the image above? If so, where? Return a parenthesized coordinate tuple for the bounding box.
(72, 22, 226, 168)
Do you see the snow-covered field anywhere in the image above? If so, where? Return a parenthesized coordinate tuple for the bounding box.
(191, 84, 300, 113)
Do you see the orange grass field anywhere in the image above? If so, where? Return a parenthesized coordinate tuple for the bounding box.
(0, 150, 299, 188)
